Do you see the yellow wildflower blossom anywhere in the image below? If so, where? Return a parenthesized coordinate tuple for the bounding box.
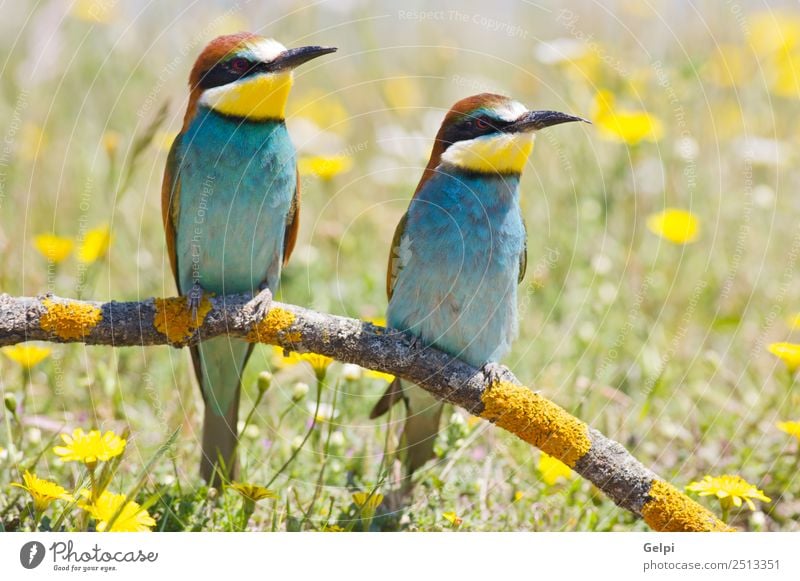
(2, 344, 51, 369)
(593, 90, 663, 145)
(102, 131, 121, 156)
(537, 452, 574, 486)
(768, 342, 800, 371)
(352, 491, 383, 511)
(53, 428, 126, 465)
(82, 490, 155, 532)
(363, 369, 395, 383)
(77, 226, 112, 263)
(11, 471, 73, 513)
(33, 234, 74, 263)
(282, 351, 334, 378)
(769, 48, 800, 99)
(777, 420, 800, 441)
(442, 511, 463, 527)
(322, 524, 345, 532)
(749, 11, 800, 56)
(646, 209, 700, 245)
(297, 155, 353, 180)
(229, 482, 277, 503)
(71, 0, 117, 24)
(686, 475, 771, 511)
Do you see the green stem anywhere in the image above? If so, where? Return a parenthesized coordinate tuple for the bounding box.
(232, 384, 269, 462)
(305, 377, 341, 524)
(264, 376, 323, 490)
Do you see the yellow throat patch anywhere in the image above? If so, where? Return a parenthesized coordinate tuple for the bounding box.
(200, 72, 294, 120)
(441, 132, 535, 174)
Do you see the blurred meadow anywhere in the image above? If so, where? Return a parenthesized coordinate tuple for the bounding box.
(1, 0, 800, 532)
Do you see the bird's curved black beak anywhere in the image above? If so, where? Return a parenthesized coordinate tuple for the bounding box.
(269, 46, 337, 72)
(505, 110, 589, 133)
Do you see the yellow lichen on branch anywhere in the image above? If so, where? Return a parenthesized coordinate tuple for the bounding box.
(246, 307, 299, 343)
(642, 480, 734, 532)
(153, 296, 212, 344)
(480, 380, 591, 467)
(40, 298, 103, 340)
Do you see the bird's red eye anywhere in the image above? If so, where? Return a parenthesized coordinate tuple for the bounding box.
(230, 58, 251, 73)
(475, 118, 490, 130)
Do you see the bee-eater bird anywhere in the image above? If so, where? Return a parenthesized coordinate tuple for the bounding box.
(371, 93, 586, 482)
(162, 32, 336, 483)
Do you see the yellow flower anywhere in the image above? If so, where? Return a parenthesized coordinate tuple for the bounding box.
(71, 0, 117, 24)
(777, 420, 800, 441)
(593, 90, 663, 145)
(102, 131, 121, 156)
(81, 490, 155, 532)
(322, 524, 345, 532)
(297, 155, 353, 181)
(283, 351, 334, 378)
(33, 233, 74, 263)
(229, 482, 277, 503)
(53, 428, 126, 465)
(442, 511, 463, 526)
(769, 48, 800, 99)
(749, 11, 800, 56)
(686, 475, 771, 511)
(646, 209, 700, 245)
(11, 471, 73, 513)
(363, 369, 395, 383)
(352, 491, 383, 511)
(2, 344, 51, 369)
(768, 342, 800, 371)
(537, 452, 573, 486)
(77, 226, 112, 263)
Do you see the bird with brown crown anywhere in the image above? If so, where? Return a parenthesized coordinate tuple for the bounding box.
(371, 93, 587, 487)
(162, 32, 336, 484)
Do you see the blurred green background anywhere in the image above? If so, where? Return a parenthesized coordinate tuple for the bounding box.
(1, 0, 799, 531)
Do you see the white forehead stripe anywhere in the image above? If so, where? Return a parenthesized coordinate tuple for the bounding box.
(492, 99, 528, 122)
(247, 39, 287, 62)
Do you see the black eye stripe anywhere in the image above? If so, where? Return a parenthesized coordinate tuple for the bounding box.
(198, 58, 264, 90)
(439, 115, 511, 151)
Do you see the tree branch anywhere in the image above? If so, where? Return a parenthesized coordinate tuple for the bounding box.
(0, 292, 730, 532)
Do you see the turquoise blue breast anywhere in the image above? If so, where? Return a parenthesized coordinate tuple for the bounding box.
(387, 169, 525, 368)
(175, 107, 296, 295)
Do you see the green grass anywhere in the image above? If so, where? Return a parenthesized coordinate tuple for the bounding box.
(1, 1, 799, 532)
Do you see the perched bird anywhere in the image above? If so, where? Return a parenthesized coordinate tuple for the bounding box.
(162, 32, 336, 483)
(371, 93, 586, 482)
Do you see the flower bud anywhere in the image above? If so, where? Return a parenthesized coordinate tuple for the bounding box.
(4, 393, 17, 415)
(257, 371, 273, 394)
(291, 381, 309, 402)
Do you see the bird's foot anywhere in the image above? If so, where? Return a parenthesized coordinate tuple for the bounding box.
(407, 332, 425, 353)
(244, 286, 273, 327)
(187, 281, 205, 323)
(482, 362, 514, 386)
